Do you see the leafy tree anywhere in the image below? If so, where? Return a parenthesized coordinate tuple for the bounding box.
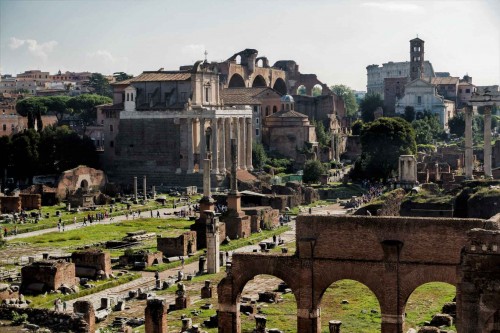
(45, 96, 72, 121)
(360, 92, 384, 122)
(88, 73, 112, 97)
(297, 86, 307, 95)
(351, 120, 363, 135)
(403, 106, 416, 122)
(412, 119, 432, 144)
(67, 94, 112, 126)
(312, 85, 322, 97)
(331, 84, 359, 117)
(303, 159, 325, 183)
(11, 129, 40, 181)
(113, 72, 134, 82)
(358, 117, 416, 181)
(313, 120, 329, 147)
(448, 111, 465, 137)
(16, 98, 47, 117)
(252, 143, 268, 171)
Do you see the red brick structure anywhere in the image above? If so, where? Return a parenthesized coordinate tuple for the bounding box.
(56, 165, 106, 200)
(0, 196, 21, 213)
(241, 206, 280, 232)
(157, 231, 197, 257)
(73, 300, 95, 333)
(20, 193, 41, 210)
(217, 215, 500, 333)
(21, 260, 76, 294)
(145, 298, 168, 333)
(71, 250, 112, 279)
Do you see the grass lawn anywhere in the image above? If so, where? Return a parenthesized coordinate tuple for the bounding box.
(9, 218, 192, 250)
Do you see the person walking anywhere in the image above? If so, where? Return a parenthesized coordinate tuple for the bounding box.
(63, 301, 67, 312)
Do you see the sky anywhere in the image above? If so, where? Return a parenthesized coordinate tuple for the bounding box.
(0, 0, 499, 91)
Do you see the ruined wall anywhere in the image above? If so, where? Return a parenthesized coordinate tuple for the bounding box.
(224, 215, 251, 240)
(20, 193, 41, 210)
(0, 196, 21, 213)
(242, 206, 280, 232)
(21, 260, 76, 294)
(71, 250, 112, 278)
(342, 135, 361, 161)
(56, 166, 106, 200)
(157, 231, 197, 257)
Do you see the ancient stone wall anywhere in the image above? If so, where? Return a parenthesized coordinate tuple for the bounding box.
(157, 231, 197, 257)
(56, 165, 106, 200)
(21, 260, 76, 294)
(242, 206, 280, 232)
(342, 135, 361, 161)
(71, 250, 112, 279)
(0, 196, 21, 213)
(20, 193, 41, 210)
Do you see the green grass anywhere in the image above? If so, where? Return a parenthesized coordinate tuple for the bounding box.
(9, 218, 192, 250)
(27, 273, 140, 309)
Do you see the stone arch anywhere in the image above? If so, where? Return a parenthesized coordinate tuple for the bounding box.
(273, 78, 287, 95)
(228, 73, 246, 88)
(252, 75, 267, 88)
(312, 84, 323, 97)
(80, 179, 89, 189)
(297, 84, 307, 96)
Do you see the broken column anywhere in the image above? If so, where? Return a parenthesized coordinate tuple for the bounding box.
(133, 176, 138, 200)
(484, 106, 492, 178)
(329, 320, 342, 333)
(181, 317, 192, 331)
(74, 300, 95, 333)
(254, 315, 267, 333)
(175, 282, 190, 310)
(201, 280, 212, 299)
(145, 298, 168, 333)
(143, 176, 147, 200)
(206, 211, 220, 274)
(152, 186, 156, 199)
(198, 256, 206, 274)
(464, 106, 474, 179)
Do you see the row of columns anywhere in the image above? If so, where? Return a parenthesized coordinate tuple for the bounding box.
(464, 106, 493, 179)
(186, 117, 253, 174)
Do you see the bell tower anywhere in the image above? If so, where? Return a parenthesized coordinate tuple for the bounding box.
(410, 37, 424, 81)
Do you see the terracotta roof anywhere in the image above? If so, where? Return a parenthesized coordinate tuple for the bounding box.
(430, 77, 459, 85)
(131, 72, 191, 82)
(220, 87, 278, 105)
(101, 103, 124, 111)
(267, 109, 307, 118)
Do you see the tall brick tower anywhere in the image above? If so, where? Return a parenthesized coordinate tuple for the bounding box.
(410, 37, 424, 81)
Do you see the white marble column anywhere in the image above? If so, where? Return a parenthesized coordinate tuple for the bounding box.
(239, 117, 247, 170)
(200, 118, 206, 172)
(234, 117, 241, 170)
(246, 117, 253, 171)
(464, 107, 473, 179)
(225, 118, 232, 170)
(219, 118, 226, 174)
(484, 106, 492, 178)
(211, 118, 219, 174)
(187, 118, 194, 174)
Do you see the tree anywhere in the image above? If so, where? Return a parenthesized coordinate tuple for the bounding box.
(88, 73, 112, 97)
(351, 120, 363, 135)
(252, 143, 268, 171)
(68, 94, 112, 126)
(313, 120, 329, 147)
(412, 119, 432, 144)
(312, 85, 322, 97)
(113, 72, 134, 82)
(358, 117, 416, 181)
(16, 98, 47, 117)
(403, 106, 416, 122)
(11, 129, 40, 181)
(331, 84, 359, 117)
(0, 136, 11, 188)
(45, 96, 72, 121)
(448, 111, 465, 137)
(360, 92, 384, 122)
(303, 159, 325, 183)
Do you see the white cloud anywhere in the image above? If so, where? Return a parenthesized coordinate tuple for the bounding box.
(9, 37, 58, 60)
(86, 50, 129, 72)
(361, 2, 424, 12)
(87, 50, 117, 63)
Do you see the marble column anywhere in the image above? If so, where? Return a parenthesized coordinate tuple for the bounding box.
(187, 118, 194, 174)
(234, 117, 241, 170)
(219, 118, 226, 173)
(211, 118, 219, 174)
(143, 176, 147, 200)
(225, 118, 232, 170)
(246, 117, 253, 171)
(133, 176, 138, 200)
(465, 106, 473, 179)
(239, 117, 247, 170)
(200, 118, 206, 171)
(484, 106, 492, 178)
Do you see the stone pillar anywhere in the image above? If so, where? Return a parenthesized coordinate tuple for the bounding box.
(234, 117, 240, 170)
(381, 314, 404, 333)
(187, 118, 194, 174)
(182, 318, 192, 331)
(152, 186, 156, 199)
(465, 106, 474, 179)
(175, 283, 190, 310)
(225, 118, 232, 170)
(219, 118, 226, 173)
(206, 212, 220, 274)
(239, 117, 247, 170)
(133, 176, 138, 200)
(200, 118, 206, 166)
(198, 255, 206, 273)
(246, 117, 253, 171)
(484, 106, 492, 178)
(255, 315, 267, 333)
(143, 176, 147, 200)
(329, 320, 342, 333)
(203, 159, 211, 198)
(74, 300, 95, 333)
(212, 118, 219, 174)
(217, 305, 240, 333)
(201, 280, 212, 299)
(297, 308, 321, 333)
(145, 298, 168, 333)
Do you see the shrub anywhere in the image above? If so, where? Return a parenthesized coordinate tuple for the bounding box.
(11, 311, 28, 325)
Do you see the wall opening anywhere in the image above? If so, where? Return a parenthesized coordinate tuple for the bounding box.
(296, 85, 307, 96)
(273, 78, 287, 95)
(252, 75, 267, 88)
(312, 84, 323, 97)
(228, 74, 246, 88)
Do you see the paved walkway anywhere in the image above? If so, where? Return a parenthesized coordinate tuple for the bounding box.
(5, 205, 191, 241)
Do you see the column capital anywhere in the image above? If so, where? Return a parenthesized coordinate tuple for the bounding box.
(483, 105, 492, 115)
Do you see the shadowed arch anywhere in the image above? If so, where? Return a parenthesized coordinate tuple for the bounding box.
(273, 78, 287, 95)
(252, 75, 267, 88)
(228, 74, 246, 88)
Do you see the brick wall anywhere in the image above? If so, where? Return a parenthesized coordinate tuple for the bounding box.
(71, 250, 112, 278)
(21, 260, 76, 294)
(157, 231, 197, 257)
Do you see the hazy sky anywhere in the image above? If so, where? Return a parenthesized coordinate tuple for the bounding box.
(0, 0, 499, 91)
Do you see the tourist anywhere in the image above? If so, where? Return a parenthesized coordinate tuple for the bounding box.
(156, 211, 160, 218)
(273, 234, 277, 244)
(62, 221, 65, 232)
(63, 301, 67, 312)
(73, 217, 77, 225)
(181, 257, 185, 269)
(155, 270, 159, 281)
(57, 222, 61, 232)
(3, 228, 7, 237)
(150, 210, 153, 218)
(14, 225, 18, 235)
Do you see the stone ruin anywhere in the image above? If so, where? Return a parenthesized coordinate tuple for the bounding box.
(0, 193, 41, 213)
(71, 249, 112, 280)
(119, 249, 163, 269)
(157, 231, 197, 258)
(21, 260, 76, 295)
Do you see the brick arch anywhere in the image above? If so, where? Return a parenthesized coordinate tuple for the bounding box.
(228, 73, 246, 88)
(252, 75, 267, 88)
(272, 77, 287, 95)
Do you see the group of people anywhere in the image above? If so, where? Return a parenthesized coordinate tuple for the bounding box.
(53, 297, 67, 312)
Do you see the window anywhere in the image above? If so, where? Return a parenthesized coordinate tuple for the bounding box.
(256, 118, 259, 124)
(465, 89, 470, 93)
(253, 106, 258, 113)
(126, 93, 129, 101)
(205, 87, 209, 102)
(110, 140, 114, 148)
(110, 124, 114, 132)
(417, 96, 422, 104)
(131, 93, 134, 101)
(256, 128, 259, 136)
(2, 124, 6, 131)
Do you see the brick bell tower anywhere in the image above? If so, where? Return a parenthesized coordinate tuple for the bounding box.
(410, 36, 424, 81)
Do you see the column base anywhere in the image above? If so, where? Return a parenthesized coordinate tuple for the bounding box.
(211, 169, 219, 175)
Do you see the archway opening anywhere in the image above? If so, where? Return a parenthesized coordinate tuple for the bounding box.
(273, 78, 287, 95)
(296, 85, 307, 96)
(252, 75, 267, 88)
(229, 74, 246, 88)
(312, 84, 323, 97)
(239, 274, 297, 333)
(256, 58, 264, 68)
(404, 282, 456, 332)
(236, 55, 242, 65)
(80, 179, 89, 189)
(319, 279, 381, 332)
